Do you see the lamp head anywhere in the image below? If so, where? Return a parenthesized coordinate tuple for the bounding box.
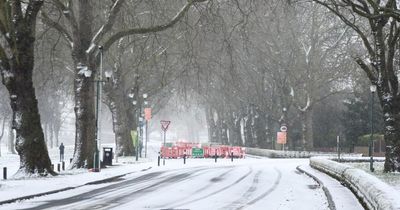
(105, 70, 112, 81)
(143, 93, 148, 99)
(83, 70, 92, 78)
(370, 84, 377, 93)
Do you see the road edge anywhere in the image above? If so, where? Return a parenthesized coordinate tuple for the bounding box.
(296, 165, 336, 210)
(0, 166, 152, 206)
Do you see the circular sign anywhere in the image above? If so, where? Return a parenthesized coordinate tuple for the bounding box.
(280, 125, 288, 132)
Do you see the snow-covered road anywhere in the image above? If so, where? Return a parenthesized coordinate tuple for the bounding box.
(1, 158, 331, 210)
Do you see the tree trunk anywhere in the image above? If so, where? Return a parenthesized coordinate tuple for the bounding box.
(0, 117, 5, 156)
(244, 114, 254, 147)
(206, 107, 218, 143)
(227, 111, 242, 146)
(382, 95, 400, 172)
(44, 122, 48, 146)
(107, 94, 134, 156)
(8, 122, 16, 154)
(300, 109, 314, 151)
(254, 109, 267, 149)
(220, 117, 228, 145)
(70, 69, 96, 169)
(10, 76, 54, 175)
(49, 122, 54, 148)
(265, 115, 274, 149)
(0, 0, 54, 175)
(68, 0, 101, 169)
(54, 123, 60, 147)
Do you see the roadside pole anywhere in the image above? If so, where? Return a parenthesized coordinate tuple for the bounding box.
(160, 120, 171, 166)
(163, 130, 166, 165)
(337, 136, 341, 162)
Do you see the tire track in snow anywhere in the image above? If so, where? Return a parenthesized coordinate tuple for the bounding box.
(153, 166, 237, 208)
(169, 166, 253, 209)
(236, 167, 282, 210)
(221, 170, 262, 209)
(19, 171, 167, 210)
(65, 167, 216, 210)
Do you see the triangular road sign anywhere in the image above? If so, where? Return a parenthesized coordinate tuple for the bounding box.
(160, 120, 171, 131)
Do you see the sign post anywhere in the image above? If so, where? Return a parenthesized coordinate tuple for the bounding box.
(144, 108, 151, 158)
(160, 120, 171, 165)
(337, 136, 340, 162)
(277, 131, 287, 151)
(277, 125, 288, 151)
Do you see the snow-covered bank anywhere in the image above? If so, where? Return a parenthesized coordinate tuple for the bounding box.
(310, 157, 400, 210)
(347, 162, 400, 192)
(245, 147, 362, 158)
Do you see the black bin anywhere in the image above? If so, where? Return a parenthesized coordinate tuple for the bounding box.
(103, 147, 113, 166)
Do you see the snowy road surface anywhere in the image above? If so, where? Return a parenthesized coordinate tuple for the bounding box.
(1, 158, 332, 210)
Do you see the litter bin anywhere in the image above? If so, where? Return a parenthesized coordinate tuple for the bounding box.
(103, 147, 113, 166)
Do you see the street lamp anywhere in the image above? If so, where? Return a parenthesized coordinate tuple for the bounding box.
(280, 107, 287, 151)
(369, 84, 376, 172)
(129, 89, 148, 161)
(142, 93, 149, 158)
(128, 90, 139, 161)
(83, 45, 112, 172)
(139, 93, 148, 159)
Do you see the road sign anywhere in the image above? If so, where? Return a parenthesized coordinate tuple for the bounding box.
(277, 132, 287, 144)
(160, 120, 171, 131)
(192, 148, 204, 158)
(280, 125, 287, 132)
(131, 130, 138, 146)
(144, 108, 152, 121)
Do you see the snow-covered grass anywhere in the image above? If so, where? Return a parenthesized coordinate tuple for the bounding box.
(310, 157, 400, 210)
(0, 141, 159, 203)
(0, 144, 76, 177)
(246, 147, 362, 159)
(347, 162, 400, 192)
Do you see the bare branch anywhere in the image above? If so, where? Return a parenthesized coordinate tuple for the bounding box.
(41, 12, 73, 47)
(103, 0, 207, 51)
(313, 0, 375, 58)
(355, 57, 377, 82)
(52, 0, 79, 35)
(25, 0, 44, 26)
(89, 0, 126, 54)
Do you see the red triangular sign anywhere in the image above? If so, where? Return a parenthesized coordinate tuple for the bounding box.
(160, 120, 171, 131)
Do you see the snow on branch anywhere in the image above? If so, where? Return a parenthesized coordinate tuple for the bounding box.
(52, 0, 79, 37)
(88, 0, 126, 55)
(298, 94, 311, 112)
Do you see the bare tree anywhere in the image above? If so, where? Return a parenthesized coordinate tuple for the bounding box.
(0, 0, 55, 175)
(41, 0, 207, 168)
(313, 0, 400, 172)
(0, 115, 6, 156)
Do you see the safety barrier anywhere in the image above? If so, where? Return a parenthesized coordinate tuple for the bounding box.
(160, 144, 245, 159)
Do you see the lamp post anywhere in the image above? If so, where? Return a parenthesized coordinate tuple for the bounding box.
(139, 93, 148, 159)
(281, 107, 287, 151)
(129, 92, 139, 161)
(129, 90, 148, 161)
(369, 84, 376, 172)
(83, 45, 112, 172)
(142, 93, 148, 158)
